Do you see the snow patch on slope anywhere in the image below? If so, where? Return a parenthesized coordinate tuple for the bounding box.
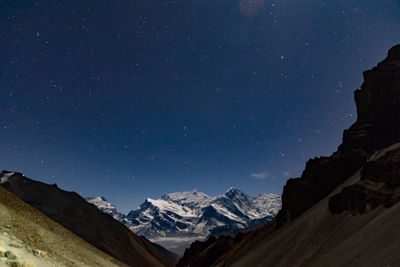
(86, 196, 124, 220)
(0, 172, 15, 184)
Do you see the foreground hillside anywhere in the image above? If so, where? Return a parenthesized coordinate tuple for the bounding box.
(178, 45, 400, 267)
(0, 186, 125, 267)
(217, 144, 400, 266)
(88, 188, 281, 255)
(0, 172, 180, 267)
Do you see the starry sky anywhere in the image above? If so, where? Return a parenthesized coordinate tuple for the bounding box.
(1, 0, 400, 213)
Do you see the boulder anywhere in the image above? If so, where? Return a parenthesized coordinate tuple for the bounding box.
(329, 146, 400, 214)
(5, 250, 17, 260)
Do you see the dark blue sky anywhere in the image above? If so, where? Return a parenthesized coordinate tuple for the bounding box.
(1, 0, 399, 212)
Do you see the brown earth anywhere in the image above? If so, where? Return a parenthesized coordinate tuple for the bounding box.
(0, 186, 126, 267)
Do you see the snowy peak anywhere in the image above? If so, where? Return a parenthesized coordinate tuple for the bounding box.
(86, 196, 124, 220)
(223, 187, 251, 203)
(90, 196, 108, 203)
(225, 187, 242, 195)
(0, 171, 17, 184)
(161, 190, 211, 208)
(145, 197, 154, 203)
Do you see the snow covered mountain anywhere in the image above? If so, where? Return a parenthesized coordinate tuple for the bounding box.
(88, 188, 281, 255)
(86, 196, 125, 221)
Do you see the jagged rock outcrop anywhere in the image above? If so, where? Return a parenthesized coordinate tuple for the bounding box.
(276, 44, 400, 225)
(328, 45, 400, 215)
(176, 234, 245, 267)
(329, 144, 400, 214)
(342, 44, 400, 152)
(276, 150, 367, 224)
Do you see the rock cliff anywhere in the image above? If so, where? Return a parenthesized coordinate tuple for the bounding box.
(277, 44, 400, 225)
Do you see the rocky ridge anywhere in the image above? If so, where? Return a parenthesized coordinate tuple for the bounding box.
(327, 45, 400, 215)
(86, 196, 125, 221)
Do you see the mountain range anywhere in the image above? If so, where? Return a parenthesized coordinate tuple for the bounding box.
(87, 188, 281, 255)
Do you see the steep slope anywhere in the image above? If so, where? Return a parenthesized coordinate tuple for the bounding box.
(218, 145, 400, 267)
(178, 44, 400, 267)
(0, 186, 125, 267)
(0, 172, 180, 267)
(90, 188, 280, 255)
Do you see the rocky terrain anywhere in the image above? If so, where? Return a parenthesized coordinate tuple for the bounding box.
(88, 188, 281, 255)
(177, 44, 400, 267)
(329, 143, 400, 215)
(0, 172, 180, 267)
(0, 185, 126, 267)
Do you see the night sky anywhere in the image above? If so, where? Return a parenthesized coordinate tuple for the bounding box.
(1, 0, 400, 212)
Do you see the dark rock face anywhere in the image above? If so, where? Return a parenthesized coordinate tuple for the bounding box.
(176, 235, 244, 267)
(362, 148, 400, 188)
(329, 146, 400, 214)
(277, 150, 368, 224)
(276, 44, 400, 225)
(328, 45, 400, 215)
(342, 44, 400, 152)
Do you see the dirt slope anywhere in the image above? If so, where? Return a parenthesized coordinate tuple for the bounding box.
(0, 173, 179, 267)
(0, 186, 126, 267)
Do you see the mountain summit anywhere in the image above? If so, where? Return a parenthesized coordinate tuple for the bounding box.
(86, 196, 124, 220)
